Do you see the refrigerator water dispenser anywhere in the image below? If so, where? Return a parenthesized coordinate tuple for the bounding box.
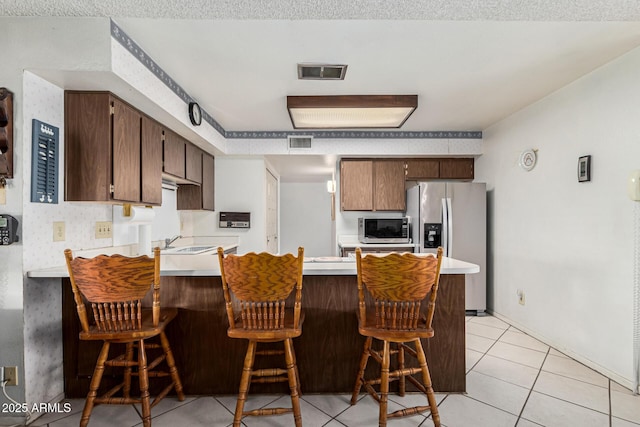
(423, 223, 442, 249)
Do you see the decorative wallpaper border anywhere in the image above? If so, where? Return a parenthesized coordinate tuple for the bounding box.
(225, 130, 482, 139)
(110, 20, 482, 140)
(110, 19, 226, 136)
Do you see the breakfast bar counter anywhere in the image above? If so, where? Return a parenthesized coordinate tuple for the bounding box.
(28, 252, 478, 397)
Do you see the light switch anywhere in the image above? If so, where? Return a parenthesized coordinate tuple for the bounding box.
(95, 221, 112, 239)
(53, 221, 65, 242)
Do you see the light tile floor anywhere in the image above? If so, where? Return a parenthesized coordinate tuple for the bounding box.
(27, 315, 640, 427)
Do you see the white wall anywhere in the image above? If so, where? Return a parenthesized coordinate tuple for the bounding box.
(0, 18, 113, 419)
(476, 45, 640, 389)
(191, 157, 271, 254)
(280, 182, 333, 257)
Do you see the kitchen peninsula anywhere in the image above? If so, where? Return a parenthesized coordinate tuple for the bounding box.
(27, 249, 478, 397)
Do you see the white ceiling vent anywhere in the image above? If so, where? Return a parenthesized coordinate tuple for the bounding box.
(297, 63, 347, 80)
(288, 135, 313, 149)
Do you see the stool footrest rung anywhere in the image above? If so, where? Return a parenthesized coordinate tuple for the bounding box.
(390, 366, 422, 379)
(406, 375, 428, 393)
(146, 354, 167, 371)
(251, 376, 288, 384)
(363, 383, 381, 403)
(105, 358, 137, 368)
(244, 407, 293, 417)
(150, 382, 176, 409)
(398, 343, 417, 358)
(94, 396, 141, 406)
(388, 405, 431, 418)
(251, 368, 287, 377)
(255, 349, 285, 356)
(132, 371, 171, 378)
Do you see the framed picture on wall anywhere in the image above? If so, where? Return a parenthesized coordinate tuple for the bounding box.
(578, 155, 591, 182)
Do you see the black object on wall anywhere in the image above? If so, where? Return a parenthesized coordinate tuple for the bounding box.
(31, 119, 60, 203)
(0, 87, 13, 178)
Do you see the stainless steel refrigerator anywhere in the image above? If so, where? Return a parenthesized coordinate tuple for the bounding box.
(406, 182, 486, 314)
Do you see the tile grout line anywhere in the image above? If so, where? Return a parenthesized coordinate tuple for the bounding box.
(609, 378, 612, 427)
(515, 346, 550, 425)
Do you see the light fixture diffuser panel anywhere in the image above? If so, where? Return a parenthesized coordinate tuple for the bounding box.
(289, 107, 415, 129)
(287, 95, 418, 129)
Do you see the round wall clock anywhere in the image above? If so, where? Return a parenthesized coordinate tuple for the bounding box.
(188, 102, 202, 126)
(519, 149, 537, 171)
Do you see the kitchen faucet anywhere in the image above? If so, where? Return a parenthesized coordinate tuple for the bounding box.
(164, 235, 182, 249)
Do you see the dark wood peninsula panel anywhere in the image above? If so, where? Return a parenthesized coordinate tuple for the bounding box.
(61, 273, 465, 397)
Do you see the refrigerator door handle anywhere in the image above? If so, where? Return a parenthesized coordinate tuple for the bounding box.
(441, 198, 448, 256)
(446, 197, 453, 257)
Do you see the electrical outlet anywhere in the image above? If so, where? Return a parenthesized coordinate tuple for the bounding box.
(517, 289, 525, 305)
(95, 221, 113, 239)
(53, 221, 65, 242)
(3, 366, 18, 386)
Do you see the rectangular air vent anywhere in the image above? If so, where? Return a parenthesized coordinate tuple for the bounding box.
(288, 135, 313, 149)
(30, 119, 59, 204)
(297, 63, 347, 80)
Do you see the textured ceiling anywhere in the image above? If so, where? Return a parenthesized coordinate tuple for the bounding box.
(3, 0, 640, 20)
(3, 0, 640, 180)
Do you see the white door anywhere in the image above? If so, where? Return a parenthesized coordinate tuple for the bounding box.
(266, 169, 278, 253)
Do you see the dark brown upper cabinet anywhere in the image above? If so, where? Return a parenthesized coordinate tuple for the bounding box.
(163, 129, 186, 179)
(177, 152, 215, 211)
(340, 159, 405, 212)
(439, 158, 474, 180)
(65, 91, 162, 205)
(141, 116, 163, 205)
(404, 158, 440, 180)
(340, 159, 373, 211)
(185, 143, 203, 184)
(373, 160, 406, 211)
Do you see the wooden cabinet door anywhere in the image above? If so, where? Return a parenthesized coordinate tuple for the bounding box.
(141, 116, 163, 205)
(201, 153, 215, 211)
(373, 160, 406, 211)
(440, 158, 474, 180)
(64, 92, 112, 202)
(163, 130, 186, 178)
(185, 143, 203, 183)
(111, 98, 141, 202)
(178, 153, 215, 211)
(405, 158, 440, 180)
(340, 160, 373, 211)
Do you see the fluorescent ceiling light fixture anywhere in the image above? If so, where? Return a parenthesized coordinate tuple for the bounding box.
(287, 95, 418, 129)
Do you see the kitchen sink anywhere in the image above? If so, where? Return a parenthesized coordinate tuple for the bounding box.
(162, 245, 216, 255)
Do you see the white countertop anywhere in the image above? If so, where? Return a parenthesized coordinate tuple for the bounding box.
(27, 253, 479, 278)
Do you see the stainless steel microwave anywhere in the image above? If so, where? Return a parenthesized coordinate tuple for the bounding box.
(358, 217, 410, 244)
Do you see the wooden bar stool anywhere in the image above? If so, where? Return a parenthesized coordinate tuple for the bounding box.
(64, 247, 184, 427)
(350, 247, 444, 427)
(217, 247, 304, 427)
